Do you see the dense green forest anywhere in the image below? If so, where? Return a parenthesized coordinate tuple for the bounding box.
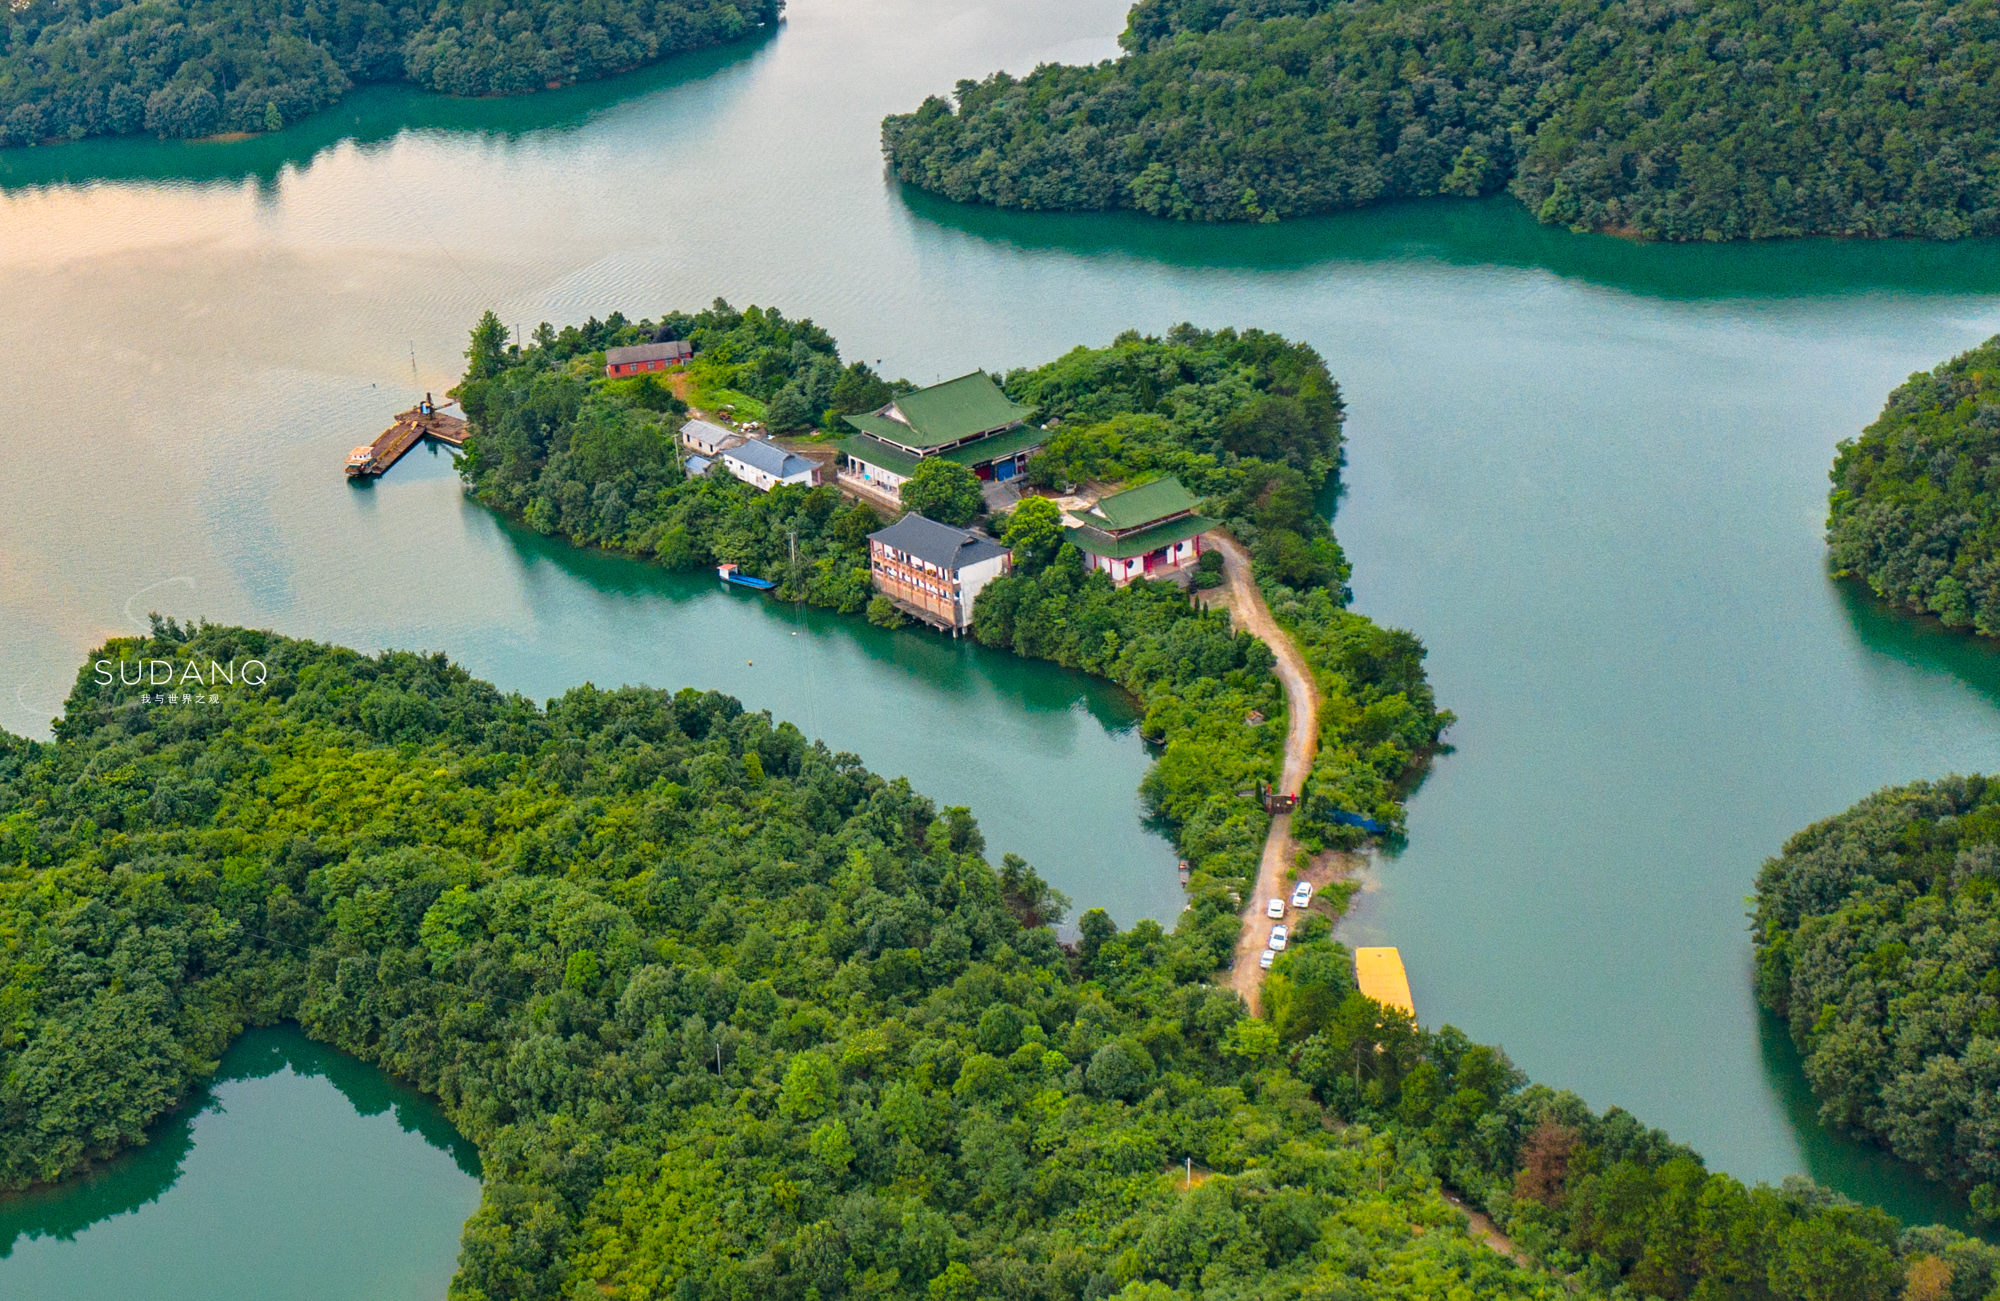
(881, 0, 2000, 241)
(1754, 775, 2000, 1229)
(0, 0, 778, 146)
(5, 623, 1997, 1298)
(455, 303, 1444, 848)
(1827, 337, 2000, 636)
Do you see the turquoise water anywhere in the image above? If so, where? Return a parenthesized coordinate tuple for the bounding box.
(0, 1027, 481, 1299)
(3, 0, 2000, 1239)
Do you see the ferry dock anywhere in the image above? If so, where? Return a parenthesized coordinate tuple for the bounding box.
(347, 395, 467, 479)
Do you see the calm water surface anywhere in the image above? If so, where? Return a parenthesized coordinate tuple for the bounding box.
(5, 0, 2000, 1237)
(0, 1027, 480, 1298)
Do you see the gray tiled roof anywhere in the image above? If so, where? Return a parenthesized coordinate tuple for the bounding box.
(869, 513, 1009, 572)
(681, 418, 741, 449)
(605, 340, 691, 366)
(725, 439, 815, 479)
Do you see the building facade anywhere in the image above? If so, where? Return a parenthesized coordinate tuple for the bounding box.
(679, 418, 744, 457)
(720, 438, 822, 491)
(605, 340, 693, 377)
(836, 372, 1044, 503)
(867, 513, 1011, 631)
(1065, 477, 1217, 586)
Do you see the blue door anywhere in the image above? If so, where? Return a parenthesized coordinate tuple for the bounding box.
(994, 459, 1017, 482)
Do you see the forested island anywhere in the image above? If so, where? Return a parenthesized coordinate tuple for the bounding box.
(0, 0, 778, 147)
(5, 624, 1999, 1298)
(1756, 777, 2000, 1228)
(1828, 337, 2000, 636)
(454, 300, 1443, 851)
(880, 0, 2000, 241)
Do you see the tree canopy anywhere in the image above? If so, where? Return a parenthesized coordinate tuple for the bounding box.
(2, 622, 1992, 1297)
(899, 459, 985, 527)
(1828, 336, 2000, 636)
(0, 0, 780, 147)
(1756, 775, 2000, 1225)
(881, 0, 2000, 241)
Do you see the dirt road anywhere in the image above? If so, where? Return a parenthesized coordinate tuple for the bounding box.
(1203, 533, 1321, 1013)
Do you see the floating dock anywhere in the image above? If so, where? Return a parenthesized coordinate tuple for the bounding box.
(347, 395, 467, 479)
(1354, 946, 1416, 1017)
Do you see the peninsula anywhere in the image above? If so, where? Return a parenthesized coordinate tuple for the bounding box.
(881, 0, 2000, 241)
(1757, 776, 2000, 1223)
(1828, 335, 2000, 636)
(5, 621, 1994, 1298)
(0, 0, 779, 148)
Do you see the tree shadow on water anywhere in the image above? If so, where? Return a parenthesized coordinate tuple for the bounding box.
(894, 184, 2000, 304)
(1832, 573, 2000, 710)
(1756, 1008, 1984, 1235)
(0, 1023, 478, 1258)
(0, 26, 777, 194)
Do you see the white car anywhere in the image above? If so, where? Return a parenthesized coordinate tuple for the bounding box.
(1269, 924, 1289, 951)
(1292, 881, 1314, 909)
(1259, 948, 1276, 969)
(1266, 897, 1285, 919)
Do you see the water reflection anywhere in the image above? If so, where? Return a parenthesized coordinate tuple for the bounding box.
(0, 1024, 479, 1261)
(897, 186, 2000, 303)
(0, 30, 778, 194)
(476, 501, 1145, 729)
(1833, 574, 2000, 708)
(1757, 1010, 1980, 1234)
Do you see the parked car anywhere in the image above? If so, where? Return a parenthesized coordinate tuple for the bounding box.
(1259, 949, 1276, 969)
(1291, 881, 1314, 909)
(1266, 897, 1285, 919)
(1269, 924, 1289, 951)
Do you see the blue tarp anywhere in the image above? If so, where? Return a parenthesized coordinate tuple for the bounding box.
(1328, 810, 1389, 834)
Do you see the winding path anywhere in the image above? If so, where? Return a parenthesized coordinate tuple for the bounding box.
(1203, 533, 1321, 1013)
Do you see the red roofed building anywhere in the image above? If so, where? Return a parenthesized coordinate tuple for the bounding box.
(605, 340, 692, 377)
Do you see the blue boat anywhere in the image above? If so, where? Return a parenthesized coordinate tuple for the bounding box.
(717, 563, 777, 591)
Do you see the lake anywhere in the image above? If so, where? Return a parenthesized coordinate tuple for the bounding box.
(3, 0, 2000, 1249)
(0, 1027, 480, 1299)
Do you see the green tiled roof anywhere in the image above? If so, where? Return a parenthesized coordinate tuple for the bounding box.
(842, 412, 912, 444)
(874, 372, 1034, 448)
(837, 434, 920, 476)
(1067, 515, 1218, 561)
(841, 425, 1046, 477)
(1084, 477, 1201, 532)
(937, 424, 1046, 467)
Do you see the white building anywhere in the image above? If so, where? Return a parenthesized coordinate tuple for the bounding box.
(720, 438, 822, 492)
(680, 418, 745, 457)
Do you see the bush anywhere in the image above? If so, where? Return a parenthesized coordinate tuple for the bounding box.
(866, 594, 907, 628)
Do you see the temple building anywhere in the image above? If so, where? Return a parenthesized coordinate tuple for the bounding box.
(837, 372, 1044, 501)
(1065, 477, 1217, 586)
